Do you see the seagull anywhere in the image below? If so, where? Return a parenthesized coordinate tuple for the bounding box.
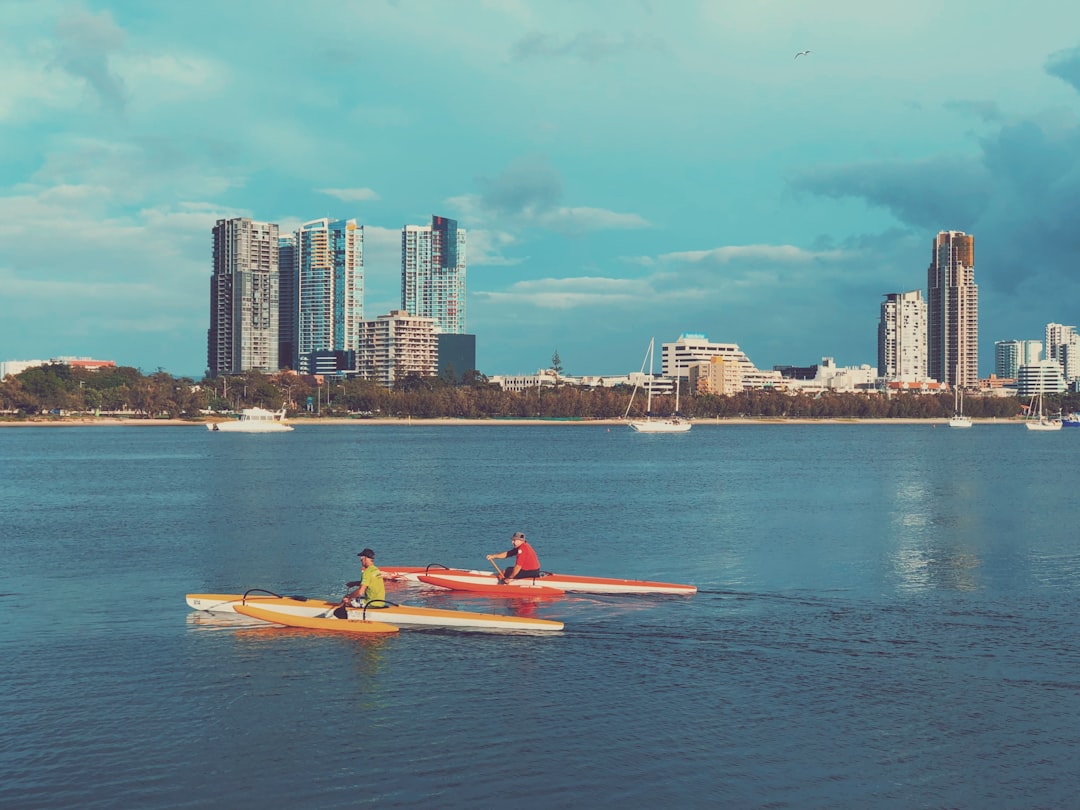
(795, 50, 812, 60)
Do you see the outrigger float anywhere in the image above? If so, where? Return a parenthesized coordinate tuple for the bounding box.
(186, 590, 564, 632)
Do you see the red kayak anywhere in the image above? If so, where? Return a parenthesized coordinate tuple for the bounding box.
(385, 565, 696, 595)
(418, 574, 565, 597)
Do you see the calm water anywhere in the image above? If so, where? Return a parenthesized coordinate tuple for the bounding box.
(2, 423, 1079, 809)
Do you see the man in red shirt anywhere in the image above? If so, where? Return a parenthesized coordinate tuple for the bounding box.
(487, 531, 541, 582)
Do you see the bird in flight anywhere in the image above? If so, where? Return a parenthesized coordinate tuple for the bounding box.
(795, 50, 812, 59)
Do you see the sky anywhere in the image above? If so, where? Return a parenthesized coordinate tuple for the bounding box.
(3, 0, 1080, 379)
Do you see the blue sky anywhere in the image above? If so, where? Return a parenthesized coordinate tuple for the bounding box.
(3, 1, 1080, 379)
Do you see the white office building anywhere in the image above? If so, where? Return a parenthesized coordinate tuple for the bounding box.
(661, 334, 760, 378)
(1016, 360, 1066, 397)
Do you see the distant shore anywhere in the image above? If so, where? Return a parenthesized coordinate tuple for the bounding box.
(0, 416, 1024, 427)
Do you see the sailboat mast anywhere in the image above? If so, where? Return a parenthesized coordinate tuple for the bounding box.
(646, 338, 654, 415)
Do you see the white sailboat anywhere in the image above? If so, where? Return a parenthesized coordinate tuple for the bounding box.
(624, 338, 692, 433)
(948, 374, 972, 428)
(1025, 390, 1062, 431)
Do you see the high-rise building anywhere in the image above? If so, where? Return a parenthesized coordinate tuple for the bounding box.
(878, 290, 927, 381)
(1044, 323, 1079, 381)
(401, 215, 466, 334)
(278, 234, 297, 370)
(927, 230, 978, 388)
(295, 218, 364, 374)
(357, 310, 438, 388)
(208, 217, 280, 376)
(994, 340, 1042, 380)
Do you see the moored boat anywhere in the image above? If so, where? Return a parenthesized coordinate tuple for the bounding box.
(624, 338, 692, 433)
(207, 407, 293, 432)
(1062, 412, 1080, 428)
(382, 565, 697, 595)
(186, 592, 565, 631)
(234, 603, 398, 634)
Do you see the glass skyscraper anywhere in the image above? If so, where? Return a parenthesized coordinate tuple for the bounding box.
(294, 218, 364, 373)
(401, 215, 466, 334)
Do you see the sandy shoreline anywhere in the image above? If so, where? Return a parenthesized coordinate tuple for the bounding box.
(0, 416, 1024, 427)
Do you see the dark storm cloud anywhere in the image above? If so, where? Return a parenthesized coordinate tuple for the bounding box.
(791, 156, 991, 232)
(1045, 45, 1080, 94)
(791, 54, 1080, 297)
(54, 10, 127, 113)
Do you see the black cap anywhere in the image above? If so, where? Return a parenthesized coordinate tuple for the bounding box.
(358, 548, 375, 559)
(512, 532, 525, 541)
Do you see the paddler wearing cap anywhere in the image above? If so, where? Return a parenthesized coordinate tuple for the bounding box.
(341, 548, 385, 607)
(486, 532, 541, 583)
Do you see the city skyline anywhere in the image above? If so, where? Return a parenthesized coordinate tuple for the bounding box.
(4, 3, 1080, 378)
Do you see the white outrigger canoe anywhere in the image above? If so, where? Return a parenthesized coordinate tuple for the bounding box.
(383, 565, 698, 596)
(186, 591, 564, 632)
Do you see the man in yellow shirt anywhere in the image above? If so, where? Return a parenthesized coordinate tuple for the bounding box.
(342, 548, 385, 607)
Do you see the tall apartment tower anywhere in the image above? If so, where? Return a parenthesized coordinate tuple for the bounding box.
(278, 234, 297, 370)
(927, 230, 978, 388)
(401, 215, 466, 334)
(878, 290, 927, 381)
(208, 217, 280, 376)
(294, 218, 364, 373)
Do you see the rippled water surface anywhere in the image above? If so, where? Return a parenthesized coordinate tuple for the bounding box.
(2, 423, 1079, 808)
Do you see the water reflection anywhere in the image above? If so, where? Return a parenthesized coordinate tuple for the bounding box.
(885, 460, 983, 593)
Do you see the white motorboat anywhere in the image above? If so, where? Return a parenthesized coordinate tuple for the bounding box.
(624, 338, 692, 433)
(207, 407, 293, 432)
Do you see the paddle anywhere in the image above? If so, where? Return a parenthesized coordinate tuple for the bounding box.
(326, 581, 363, 619)
(489, 557, 508, 584)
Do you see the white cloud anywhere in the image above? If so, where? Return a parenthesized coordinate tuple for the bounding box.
(317, 187, 381, 202)
(660, 244, 851, 264)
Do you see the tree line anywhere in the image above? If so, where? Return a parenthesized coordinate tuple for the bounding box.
(1, 363, 1075, 420)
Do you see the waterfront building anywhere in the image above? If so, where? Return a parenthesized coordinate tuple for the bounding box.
(688, 355, 745, 395)
(357, 310, 437, 389)
(401, 215, 466, 334)
(994, 340, 1042, 380)
(878, 290, 927, 381)
(927, 230, 978, 388)
(661, 334, 759, 379)
(1017, 360, 1066, 398)
(208, 218, 280, 376)
(294, 218, 364, 374)
(1, 357, 116, 378)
